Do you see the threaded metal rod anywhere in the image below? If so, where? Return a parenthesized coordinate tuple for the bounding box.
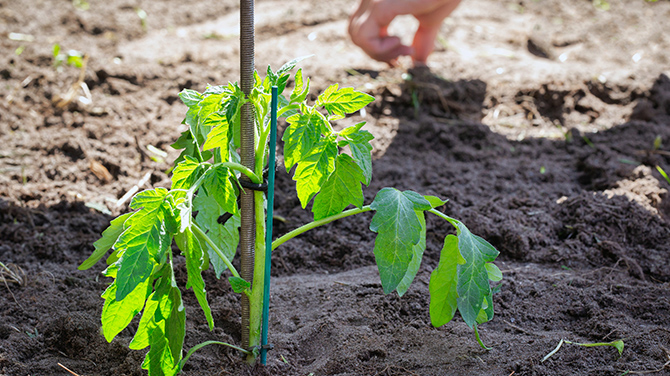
(239, 0, 255, 351)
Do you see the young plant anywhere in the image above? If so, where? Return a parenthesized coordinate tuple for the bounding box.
(80, 58, 502, 375)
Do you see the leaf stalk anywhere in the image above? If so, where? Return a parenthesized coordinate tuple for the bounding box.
(272, 206, 372, 250)
(191, 223, 241, 278)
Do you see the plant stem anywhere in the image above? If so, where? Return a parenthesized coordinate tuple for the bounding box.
(427, 208, 459, 228)
(277, 104, 298, 118)
(272, 206, 372, 251)
(216, 162, 261, 183)
(187, 169, 210, 197)
(188, 128, 205, 162)
(473, 324, 491, 350)
(246, 190, 266, 363)
(256, 123, 270, 177)
(191, 223, 241, 278)
(180, 340, 251, 371)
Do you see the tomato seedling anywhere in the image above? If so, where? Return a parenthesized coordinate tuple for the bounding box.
(80, 59, 502, 375)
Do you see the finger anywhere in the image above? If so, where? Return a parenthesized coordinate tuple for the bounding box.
(411, 25, 440, 64)
(368, 36, 414, 63)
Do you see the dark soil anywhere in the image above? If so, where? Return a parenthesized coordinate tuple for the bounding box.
(2, 0, 670, 375)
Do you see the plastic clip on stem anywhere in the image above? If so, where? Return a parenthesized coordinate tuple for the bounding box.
(261, 86, 278, 365)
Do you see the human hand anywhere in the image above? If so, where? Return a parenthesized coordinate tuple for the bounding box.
(348, 0, 414, 65)
(348, 0, 462, 65)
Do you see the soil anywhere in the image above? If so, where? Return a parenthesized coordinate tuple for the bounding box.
(1, 0, 670, 375)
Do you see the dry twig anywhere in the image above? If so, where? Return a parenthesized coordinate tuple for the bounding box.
(54, 54, 91, 108)
(58, 362, 83, 376)
(116, 171, 153, 208)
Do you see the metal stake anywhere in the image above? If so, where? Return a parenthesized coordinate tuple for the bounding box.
(239, 0, 255, 351)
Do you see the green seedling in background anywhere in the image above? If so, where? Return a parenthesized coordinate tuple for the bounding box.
(80, 59, 502, 375)
(72, 0, 89, 11)
(53, 44, 84, 70)
(653, 135, 662, 151)
(542, 338, 624, 363)
(592, 0, 610, 11)
(656, 166, 670, 186)
(136, 8, 148, 31)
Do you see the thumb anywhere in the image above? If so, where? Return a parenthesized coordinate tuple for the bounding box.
(371, 35, 413, 63)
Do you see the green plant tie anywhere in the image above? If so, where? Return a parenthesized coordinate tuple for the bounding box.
(261, 86, 278, 365)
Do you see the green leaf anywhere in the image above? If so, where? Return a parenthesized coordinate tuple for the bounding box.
(115, 189, 170, 301)
(197, 93, 224, 125)
(228, 276, 251, 293)
(171, 130, 197, 165)
(143, 327, 178, 376)
(345, 126, 374, 184)
(611, 340, 625, 356)
(485, 263, 502, 282)
(312, 154, 366, 220)
(429, 235, 466, 327)
(478, 294, 494, 324)
(369, 188, 431, 293)
(293, 137, 338, 207)
(316, 84, 374, 116)
(192, 93, 225, 143)
(201, 165, 238, 215)
(175, 229, 214, 330)
(193, 192, 239, 278)
(254, 70, 263, 90)
(278, 98, 298, 118)
(276, 55, 310, 78)
(204, 84, 226, 96)
(276, 74, 290, 96)
(164, 282, 186, 366)
(138, 270, 185, 376)
(475, 301, 489, 325)
(171, 156, 204, 190)
(224, 91, 241, 122)
(396, 210, 426, 297)
(265, 65, 277, 92)
(144, 329, 180, 376)
(452, 220, 500, 328)
(283, 112, 323, 172)
(178, 89, 203, 108)
(114, 224, 163, 301)
(130, 188, 169, 211)
(290, 68, 310, 103)
(129, 291, 160, 350)
(339, 121, 366, 137)
(101, 277, 152, 342)
(424, 195, 448, 208)
(202, 112, 231, 161)
(79, 212, 132, 270)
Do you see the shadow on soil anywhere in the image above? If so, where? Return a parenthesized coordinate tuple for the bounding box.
(1, 73, 670, 376)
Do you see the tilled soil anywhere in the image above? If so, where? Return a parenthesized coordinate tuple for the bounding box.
(1, 0, 670, 375)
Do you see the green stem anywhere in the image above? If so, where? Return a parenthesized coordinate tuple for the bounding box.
(191, 223, 241, 278)
(216, 162, 262, 183)
(277, 104, 298, 118)
(179, 340, 251, 371)
(272, 206, 372, 251)
(314, 109, 334, 134)
(246, 190, 266, 363)
(427, 208, 459, 228)
(473, 324, 491, 350)
(188, 128, 205, 162)
(255, 121, 271, 177)
(186, 167, 211, 197)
